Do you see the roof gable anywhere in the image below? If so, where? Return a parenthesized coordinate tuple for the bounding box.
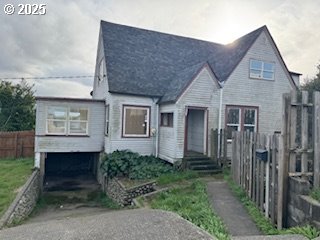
(100, 21, 267, 97)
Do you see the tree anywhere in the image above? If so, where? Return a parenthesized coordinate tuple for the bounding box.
(0, 80, 35, 131)
(302, 63, 320, 92)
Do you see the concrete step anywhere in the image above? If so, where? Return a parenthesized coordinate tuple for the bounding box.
(189, 164, 220, 171)
(188, 160, 216, 165)
(194, 169, 222, 174)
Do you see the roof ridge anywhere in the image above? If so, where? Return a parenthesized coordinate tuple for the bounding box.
(101, 20, 223, 47)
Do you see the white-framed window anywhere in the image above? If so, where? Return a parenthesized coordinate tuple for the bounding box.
(122, 105, 150, 137)
(105, 105, 109, 136)
(69, 108, 89, 135)
(160, 112, 173, 127)
(46, 106, 89, 135)
(250, 59, 275, 80)
(226, 106, 258, 139)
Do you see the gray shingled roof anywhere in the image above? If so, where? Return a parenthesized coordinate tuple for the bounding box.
(101, 21, 266, 102)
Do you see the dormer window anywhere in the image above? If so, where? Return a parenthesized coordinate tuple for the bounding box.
(250, 59, 274, 80)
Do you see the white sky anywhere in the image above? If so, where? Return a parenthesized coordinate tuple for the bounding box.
(0, 0, 319, 98)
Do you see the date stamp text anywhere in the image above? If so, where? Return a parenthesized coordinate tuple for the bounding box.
(4, 4, 46, 15)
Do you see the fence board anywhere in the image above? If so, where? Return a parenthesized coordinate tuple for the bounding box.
(314, 92, 320, 188)
(289, 91, 297, 173)
(0, 131, 34, 158)
(301, 91, 309, 175)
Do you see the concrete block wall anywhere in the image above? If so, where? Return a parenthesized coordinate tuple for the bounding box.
(0, 170, 40, 228)
(287, 176, 320, 227)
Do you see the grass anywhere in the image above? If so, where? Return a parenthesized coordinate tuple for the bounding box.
(310, 188, 320, 202)
(0, 158, 33, 216)
(150, 180, 230, 240)
(224, 169, 320, 239)
(156, 170, 199, 185)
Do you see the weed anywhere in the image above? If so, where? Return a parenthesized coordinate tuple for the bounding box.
(310, 188, 320, 202)
(156, 171, 199, 185)
(151, 180, 230, 240)
(224, 170, 320, 239)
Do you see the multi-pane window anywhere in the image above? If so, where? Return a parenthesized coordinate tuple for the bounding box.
(47, 107, 67, 134)
(250, 59, 275, 80)
(69, 108, 88, 134)
(226, 106, 258, 139)
(46, 106, 89, 135)
(160, 113, 173, 127)
(123, 105, 150, 137)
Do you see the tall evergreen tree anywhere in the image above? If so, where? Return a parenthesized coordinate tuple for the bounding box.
(0, 80, 35, 131)
(302, 64, 320, 92)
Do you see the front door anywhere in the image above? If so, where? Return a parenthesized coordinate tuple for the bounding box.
(185, 107, 207, 155)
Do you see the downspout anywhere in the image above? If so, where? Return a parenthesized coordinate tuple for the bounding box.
(217, 81, 224, 159)
(151, 97, 159, 157)
(156, 103, 159, 157)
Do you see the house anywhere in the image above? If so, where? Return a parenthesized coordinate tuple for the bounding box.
(34, 21, 299, 179)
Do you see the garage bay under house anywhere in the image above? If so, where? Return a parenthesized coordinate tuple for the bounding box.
(34, 21, 299, 185)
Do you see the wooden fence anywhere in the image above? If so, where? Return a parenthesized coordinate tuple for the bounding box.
(231, 90, 320, 229)
(0, 131, 34, 158)
(232, 131, 281, 228)
(211, 128, 229, 166)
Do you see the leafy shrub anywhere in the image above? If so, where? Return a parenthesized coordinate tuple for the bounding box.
(100, 150, 176, 180)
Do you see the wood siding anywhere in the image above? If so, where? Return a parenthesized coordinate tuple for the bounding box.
(222, 31, 294, 134)
(92, 28, 109, 101)
(35, 99, 105, 153)
(105, 93, 158, 156)
(175, 67, 220, 159)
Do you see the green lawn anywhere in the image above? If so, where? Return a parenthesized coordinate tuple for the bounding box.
(0, 158, 33, 216)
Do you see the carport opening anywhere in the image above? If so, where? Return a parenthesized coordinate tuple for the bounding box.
(44, 152, 99, 192)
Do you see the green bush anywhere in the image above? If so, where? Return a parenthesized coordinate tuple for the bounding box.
(100, 150, 176, 180)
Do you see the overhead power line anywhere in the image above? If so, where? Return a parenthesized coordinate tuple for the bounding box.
(0, 75, 95, 80)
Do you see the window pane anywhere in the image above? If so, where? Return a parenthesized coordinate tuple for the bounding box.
(69, 121, 87, 134)
(227, 109, 239, 124)
(124, 107, 148, 135)
(47, 120, 66, 133)
(47, 107, 67, 120)
(264, 62, 274, 71)
(263, 71, 274, 80)
(244, 109, 256, 124)
(70, 108, 88, 121)
(244, 126, 255, 132)
(161, 113, 173, 127)
(250, 60, 262, 69)
(226, 125, 239, 139)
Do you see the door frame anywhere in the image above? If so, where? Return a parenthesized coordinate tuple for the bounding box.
(184, 106, 208, 156)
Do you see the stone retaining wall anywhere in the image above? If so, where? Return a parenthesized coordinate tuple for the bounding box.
(0, 169, 40, 229)
(287, 176, 320, 227)
(102, 176, 156, 206)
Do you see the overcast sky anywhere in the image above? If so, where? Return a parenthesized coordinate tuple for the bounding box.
(0, 0, 319, 98)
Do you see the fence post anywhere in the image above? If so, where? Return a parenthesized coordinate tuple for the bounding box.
(314, 91, 320, 188)
(289, 91, 297, 173)
(301, 91, 309, 176)
(277, 93, 290, 229)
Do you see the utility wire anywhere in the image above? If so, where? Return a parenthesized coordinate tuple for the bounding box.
(0, 75, 95, 80)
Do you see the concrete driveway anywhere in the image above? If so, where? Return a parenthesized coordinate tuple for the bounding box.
(0, 209, 214, 240)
